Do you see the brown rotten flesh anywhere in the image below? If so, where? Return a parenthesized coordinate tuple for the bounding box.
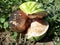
(28, 12, 47, 19)
(25, 19, 49, 39)
(9, 10, 28, 32)
(9, 10, 48, 33)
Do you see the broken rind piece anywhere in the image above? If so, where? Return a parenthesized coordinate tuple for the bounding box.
(25, 20, 49, 41)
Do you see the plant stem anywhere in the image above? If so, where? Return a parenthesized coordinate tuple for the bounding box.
(16, 32, 20, 45)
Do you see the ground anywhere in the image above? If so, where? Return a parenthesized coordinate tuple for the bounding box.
(0, 29, 55, 45)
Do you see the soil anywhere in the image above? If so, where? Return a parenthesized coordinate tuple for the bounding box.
(0, 28, 55, 45)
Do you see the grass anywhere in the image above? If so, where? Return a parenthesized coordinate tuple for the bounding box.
(0, 0, 60, 45)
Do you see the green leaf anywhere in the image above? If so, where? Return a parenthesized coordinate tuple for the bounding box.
(55, 0, 60, 10)
(12, 32, 18, 39)
(4, 21, 8, 28)
(56, 42, 60, 45)
(19, 1, 45, 14)
(42, 0, 54, 4)
(0, 24, 2, 28)
(24, 36, 26, 45)
(43, 43, 46, 45)
(52, 15, 58, 20)
(0, 17, 5, 23)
